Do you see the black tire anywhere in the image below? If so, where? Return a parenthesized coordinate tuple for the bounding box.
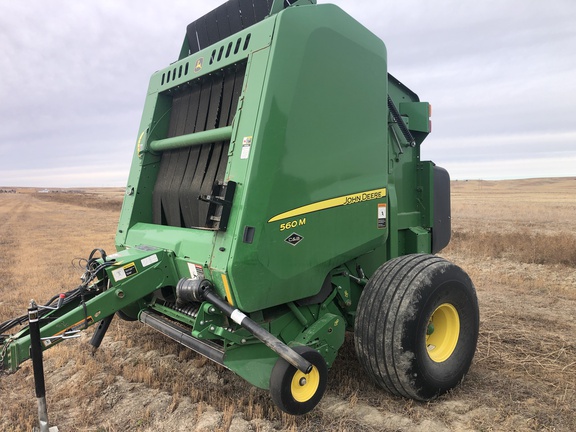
(115, 309, 137, 322)
(354, 254, 479, 401)
(269, 346, 328, 415)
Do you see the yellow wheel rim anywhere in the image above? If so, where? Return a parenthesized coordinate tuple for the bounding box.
(426, 303, 460, 363)
(290, 365, 320, 402)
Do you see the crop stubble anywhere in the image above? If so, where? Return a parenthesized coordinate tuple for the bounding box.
(0, 179, 575, 431)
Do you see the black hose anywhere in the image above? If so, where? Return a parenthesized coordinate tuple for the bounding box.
(0, 248, 114, 335)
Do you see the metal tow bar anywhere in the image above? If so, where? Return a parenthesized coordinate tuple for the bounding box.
(177, 278, 313, 374)
(28, 300, 60, 432)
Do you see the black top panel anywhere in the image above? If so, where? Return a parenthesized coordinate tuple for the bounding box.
(186, 0, 274, 55)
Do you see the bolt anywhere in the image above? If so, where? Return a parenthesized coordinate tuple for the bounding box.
(210, 326, 215, 331)
(209, 307, 216, 313)
(241, 338, 246, 344)
(299, 377, 307, 386)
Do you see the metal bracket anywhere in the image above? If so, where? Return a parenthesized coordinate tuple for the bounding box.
(41, 330, 81, 342)
(199, 180, 237, 230)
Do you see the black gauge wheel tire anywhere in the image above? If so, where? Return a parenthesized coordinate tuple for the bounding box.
(269, 346, 328, 415)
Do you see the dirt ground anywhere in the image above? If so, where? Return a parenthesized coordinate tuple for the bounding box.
(0, 178, 575, 431)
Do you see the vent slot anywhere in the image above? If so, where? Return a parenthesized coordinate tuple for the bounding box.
(209, 34, 252, 66)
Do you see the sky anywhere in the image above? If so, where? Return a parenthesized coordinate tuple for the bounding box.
(1, 0, 575, 187)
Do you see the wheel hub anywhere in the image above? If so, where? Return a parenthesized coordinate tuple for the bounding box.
(426, 303, 460, 363)
(291, 366, 320, 402)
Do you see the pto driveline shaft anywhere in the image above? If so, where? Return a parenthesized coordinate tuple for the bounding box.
(178, 278, 313, 374)
(203, 288, 313, 374)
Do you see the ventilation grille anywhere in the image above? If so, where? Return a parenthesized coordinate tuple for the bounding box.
(162, 33, 251, 86)
(210, 33, 252, 66)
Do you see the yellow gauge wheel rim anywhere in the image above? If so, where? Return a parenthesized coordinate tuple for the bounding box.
(426, 303, 460, 363)
(290, 365, 321, 402)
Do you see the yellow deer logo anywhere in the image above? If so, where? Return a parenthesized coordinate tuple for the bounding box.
(194, 57, 203, 73)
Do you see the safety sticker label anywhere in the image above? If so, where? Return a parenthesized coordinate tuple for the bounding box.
(241, 136, 252, 159)
(378, 203, 387, 229)
(112, 262, 138, 282)
(141, 254, 158, 267)
(188, 263, 204, 280)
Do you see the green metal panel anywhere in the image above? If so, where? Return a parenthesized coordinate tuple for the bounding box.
(400, 102, 430, 134)
(226, 4, 390, 311)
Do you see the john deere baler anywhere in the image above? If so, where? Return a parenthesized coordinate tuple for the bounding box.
(1, 0, 479, 416)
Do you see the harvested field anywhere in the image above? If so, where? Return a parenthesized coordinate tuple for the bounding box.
(1, 178, 575, 431)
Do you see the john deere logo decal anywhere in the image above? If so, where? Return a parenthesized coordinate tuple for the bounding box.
(194, 58, 204, 73)
(285, 233, 303, 246)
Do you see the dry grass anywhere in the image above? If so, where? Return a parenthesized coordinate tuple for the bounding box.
(33, 189, 124, 212)
(1, 178, 575, 431)
(450, 230, 576, 267)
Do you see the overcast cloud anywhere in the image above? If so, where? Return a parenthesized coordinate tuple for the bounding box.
(1, 0, 575, 187)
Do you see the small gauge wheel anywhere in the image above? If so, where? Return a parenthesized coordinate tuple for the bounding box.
(269, 346, 328, 415)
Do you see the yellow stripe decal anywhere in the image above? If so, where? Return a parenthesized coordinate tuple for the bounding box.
(221, 274, 234, 306)
(268, 187, 386, 223)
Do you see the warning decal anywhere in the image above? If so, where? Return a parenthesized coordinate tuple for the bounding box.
(241, 136, 252, 159)
(188, 263, 205, 280)
(112, 262, 138, 282)
(378, 203, 387, 229)
(141, 254, 158, 267)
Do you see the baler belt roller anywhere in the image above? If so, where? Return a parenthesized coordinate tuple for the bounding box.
(152, 63, 245, 229)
